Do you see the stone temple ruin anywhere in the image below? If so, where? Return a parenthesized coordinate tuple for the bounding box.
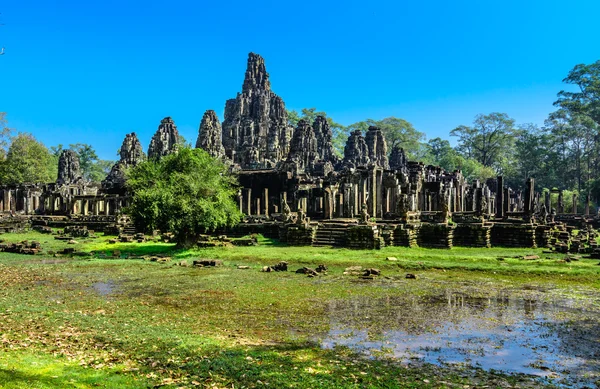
(0, 53, 598, 253)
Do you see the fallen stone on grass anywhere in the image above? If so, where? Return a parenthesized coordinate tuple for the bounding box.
(385, 257, 398, 261)
(193, 259, 223, 267)
(237, 265, 250, 269)
(343, 266, 363, 275)
(271, 261, 288, 271)
(405, 273, 418, 279)
(0, 240, 43, 255)
(296, 267, 318, 276)
(178, 260, 190, 267)
(363, 268, 381, 277)
(32, 225, 53, 234)
(72, 251, 92, 257)
(521, 255, 540, 260)
(68, 240, 78, 245)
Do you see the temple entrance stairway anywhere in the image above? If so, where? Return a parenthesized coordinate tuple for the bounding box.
(122, 225, 137, 236)
(313, 223, 349, 247)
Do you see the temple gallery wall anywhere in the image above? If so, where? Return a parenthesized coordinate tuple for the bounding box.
(1, 53, 596, 251)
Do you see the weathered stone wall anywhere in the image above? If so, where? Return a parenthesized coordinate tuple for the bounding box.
(490, 223, 537, 248)
(346, 225, 382, 249)
(417, 223, 454, 249)
(453, 224, 491, 248)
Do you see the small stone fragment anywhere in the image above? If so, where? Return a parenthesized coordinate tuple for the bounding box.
(193, 259, 223, 267)
(363, 268, 381, 276)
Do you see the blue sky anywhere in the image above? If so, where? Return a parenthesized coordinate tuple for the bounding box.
(1, 0, 599, 160)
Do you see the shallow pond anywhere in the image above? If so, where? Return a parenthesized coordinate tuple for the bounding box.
(321, 290, 600, 388)
(91, 281, 116, 296)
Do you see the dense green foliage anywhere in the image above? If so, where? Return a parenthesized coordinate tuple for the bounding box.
(0, 132, 57, 184)
(126, 147, 242, 246)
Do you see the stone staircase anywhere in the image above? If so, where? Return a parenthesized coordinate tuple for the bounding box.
(122, 225, 137, 235)
(313, 223, 348, 247)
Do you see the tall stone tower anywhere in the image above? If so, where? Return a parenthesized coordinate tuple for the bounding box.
(196, 110, 226, 159)
(148, 117, 179, 160)
(222, 53, 293, 168)
(57, 149, 83, 185)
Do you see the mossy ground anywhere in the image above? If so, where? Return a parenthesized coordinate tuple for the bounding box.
(0, 231, 599, 388)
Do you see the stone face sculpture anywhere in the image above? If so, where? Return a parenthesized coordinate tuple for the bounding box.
(343, 130, 370, 168)
(286, 120, 319, 174)
(389, 145, 407, 171)
(57, 150, 83, 185)
(102, 133, 145, 190)
(312, 116, 338, 164)
(222, 52, 293, 168)
(119, 132, 145, 166)
(148, 117, 179, 160)
(196, 110, 226, 159)
(365, 126, 389, 169)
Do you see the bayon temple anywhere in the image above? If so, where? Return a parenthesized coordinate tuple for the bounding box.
(0, 53, 597, 251)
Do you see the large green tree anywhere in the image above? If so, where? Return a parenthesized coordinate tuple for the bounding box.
(555, 60, 600, 126)
(126, 147, 242, 247)
(450, 113, 516, 171)
(0, 112, 13, 160)
(0, 133, 57, 184)
(426, 137, 495, 182)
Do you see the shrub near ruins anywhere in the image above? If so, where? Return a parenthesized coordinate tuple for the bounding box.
(125, 147, 242, 247)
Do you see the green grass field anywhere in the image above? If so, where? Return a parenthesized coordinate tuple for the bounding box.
(0, 231, 599, 388)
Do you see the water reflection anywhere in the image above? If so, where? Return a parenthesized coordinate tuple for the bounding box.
(322, 291, 598, 387)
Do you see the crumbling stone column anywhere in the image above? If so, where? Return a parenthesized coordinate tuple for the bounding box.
(263, 188, 269, 216)
(585, 193, 590, 215)
(524, 178, 535, 216)
(496, 176, 504, 218)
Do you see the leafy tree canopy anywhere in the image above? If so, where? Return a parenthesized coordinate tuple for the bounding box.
(555, 60, 600, 126)
(0, 133, 57, 184)
(451, 113, 516, 171)
(126, 147, 242, 247)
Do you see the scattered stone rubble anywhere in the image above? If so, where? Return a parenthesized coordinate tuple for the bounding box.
(0, 240, 41, 255)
